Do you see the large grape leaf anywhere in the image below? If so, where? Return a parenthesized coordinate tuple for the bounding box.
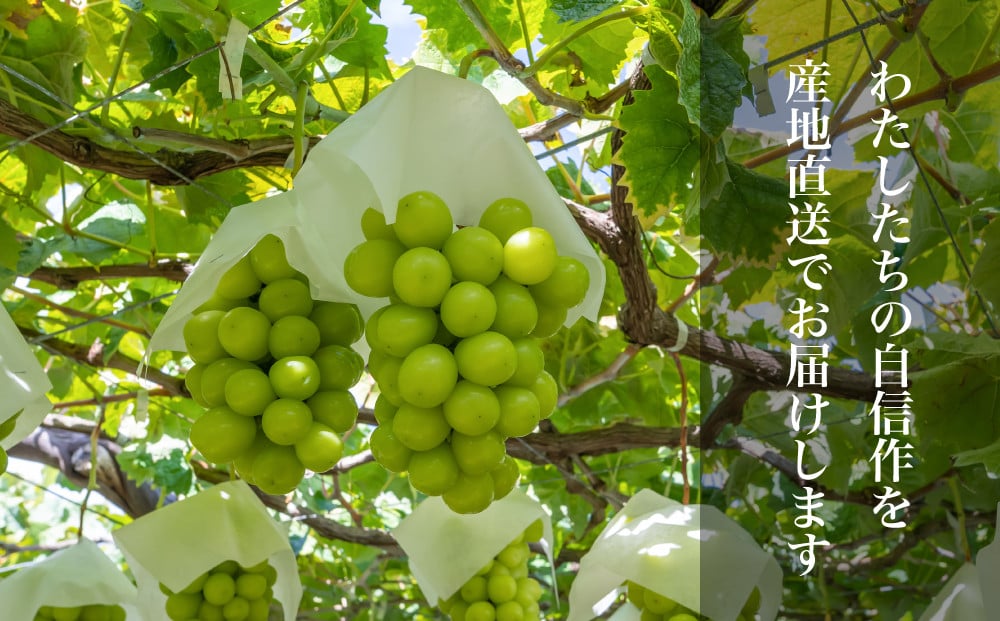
(614, 64, 699, 218)
(677, 2, 749, 139)
(406, 0, 546, 55)
(548, 0, 622, 22)
(538, 8, 640, 90)
(971, 218, 1000, 312)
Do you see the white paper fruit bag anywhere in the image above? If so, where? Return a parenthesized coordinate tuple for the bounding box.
(567, 489, 783, 621)
(392, 489, 555, 610)
(918, 502, 1000, 621)
(0, 302, 52, 453)
(112, 480, 301, 621)
(0, 538, 141, 620)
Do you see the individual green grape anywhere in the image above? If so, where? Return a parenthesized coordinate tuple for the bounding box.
(183, 310, 228, 364)
(376, 304, 438, 357)
(454, 332, 517, 386)
(392, 247, 452, 308)
(261, 399, 313, 445)
(392, 403, 451, 451)
(258, 278, 313, 321)
(529, 303, 566, 339)
(249, 234, 298, 284)
(440, 282, 498, 338)
(190, 407, 257, 463)
(522, 520, 544, 543)
(252, 443, 306, 494)
(294, 422, 344, 472)
(165, 592, 202, 620)
(505, 339, 544, 388)
(397, 344, 458, 408)
(202, 572, 236, 606)
(344, 239, 407, 298)
(487, 574, 518, 604)
(529, 256, 589, 308)
(502, 228, 557, 285)
(313, 345, 364, 391)
(216, 255, 261, 300)
(201, 358, 256, 407)
(268, 356, 321, 400)
(442, 472, 495, 515)
(309, 302, 363, 347)
(268, 315, 321, 359)
(224, 368, 276, 417)
(217, 308, 271, 362)
(369, 426, 412, 472)
(442, 226, 504, 284)
(394, 190, 454, 249)
(465, 600, 497, 621)
(493, 386, 540, 438)
(361, 207, 397, 241)
(496, 542, 529, 569)
(528, 372, 558, 420)
(372, 393, 398, 426)
(495, 601, 525, 621)
(461, 576, 489, 603)
(488, 276, 538, 339)
(407, 444, 460, 495)
(490, 455, 520, 500)
(199, 601, 225, 621)
(306, 390, 358, 433)
(222, 596, 250, 621)
(479, 198, 532, 244)
(451, 430, 506, 475)
(443, 380, 501, 436)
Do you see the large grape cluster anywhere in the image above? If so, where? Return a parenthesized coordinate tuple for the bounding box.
(32, 604, 126, 621)
(160, 559, 279, 621)
(182, 235, 365, 495)
(343, 192, 589, 513)
(624, 582, 761, 621)
(438, 520, 546, 621)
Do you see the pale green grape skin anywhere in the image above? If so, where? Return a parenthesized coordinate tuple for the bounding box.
(216, 255, 261, 300)
(465, 601, 497, 621)
(222, 596, 249, 621)
(626, 581, 645, 607)
(194, 294, 247, 314)
(343, 239, 406, 298)
(190, 406, 257, 463)
(199, 601, 225, 621)
(497, 542, 529, 568)
(371, 353, 404, 406)
(392, 247, 452, 308)
(251, 444, 306, 494)
(165, 592, 202, 621)
(369, 426, 412, 472)
(306, 390, 358, 433)
(314, 345, 364, 391)
(261, 399, 314, 445)
(247, 597, 269, 621)
(454, 332, 517, 387)
(182, 573, 209, 594)
(490, 455, 520, 500)
(184, 310, 228, 364)
(217, 308, 271, 362)
(201, 358, 256, 407)
(235, 573, 267, 600)
(185, 364, 210, 407)
(440, 282, 498, 337)
(268, 355, 322, 400)
(487, 574, 518, 604)
(488, 276, 538, 339)
(479, 198, 533, 244)
(451, 430, 506, 475)
(665, 614, 697, 621)
(502, 227, 557, 285)
(394, 191, 454, 249)
(529, 372, 558, 419)
(268, 315, 321, 359)
(224, 368, 276, 417)
(407, 444, 460, 495)
(372, 393, 398, 426)
(442, 472, 494, 515)
(443, 380, 501, 436)
(397, 344, 458, 408)
(495, 601, 525, 621)
(309, 302, 363, 346)
(505, 339, 544, 387)
(364, 306, 389, 351)
(461, 576, 489, 603)
(529, 256, 590, 308)
(79, 605, 114, 621)
(493, 386, 541, 438)
(450, 601, 470, 621)
(376, 304, 438, 357)
(516, 577, 542, 601)
(294, 422, 344, 472)
(202, 573, 236, 606)
(392, 403, 451, 451)
(442, 226, 504, 285)
(361, 207, 397, 241)
(529, 303, 567, 339)
(249, 234, 298, 283)
(258, 278, 313, 321)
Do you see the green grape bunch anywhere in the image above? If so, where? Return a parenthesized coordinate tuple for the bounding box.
(438, 519, 547, 621)
(159, 559, 279, 621)
(625, 581, 762, 621)
(182, 235, 366, 495)
(32, 604, 126, 621)
(344, 191, 590, 514)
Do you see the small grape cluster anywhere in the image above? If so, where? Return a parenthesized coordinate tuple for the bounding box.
(160, 559, 278, 621)
(439, 520, 546, 621)
(344, 192, 589, 513)
(182, 235, 365, 495)
(0, 411, 19, 475)
(625, 582, 761, 621)
(32, 604, 126, 621)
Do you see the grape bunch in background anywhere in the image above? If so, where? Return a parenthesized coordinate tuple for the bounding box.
(182, 235, 365, 495)
(32, 604, 126, 621)
(625, 582, 761, 621)
(438, 520, 547, 621)
(343, 192, 589, 514)
(160, 559, 279, 621)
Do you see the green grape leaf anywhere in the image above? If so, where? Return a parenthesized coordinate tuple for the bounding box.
(700, 160, 788, 264)
(954, 436, 1000, 476)
(0, 218, 18, 271)
(539, 10, 639, 90)
(615, 64, 699, 218)
(970, 217, 1000, 311)
(140, 28, 190, 93)
(331, 0, 391, 73)
(406, 0, 545, 55)
(677, 3, 748, 138)
(224, 0, 283, 27)
(548, 0, 622, 22)
(912, 355, 1000, 457)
